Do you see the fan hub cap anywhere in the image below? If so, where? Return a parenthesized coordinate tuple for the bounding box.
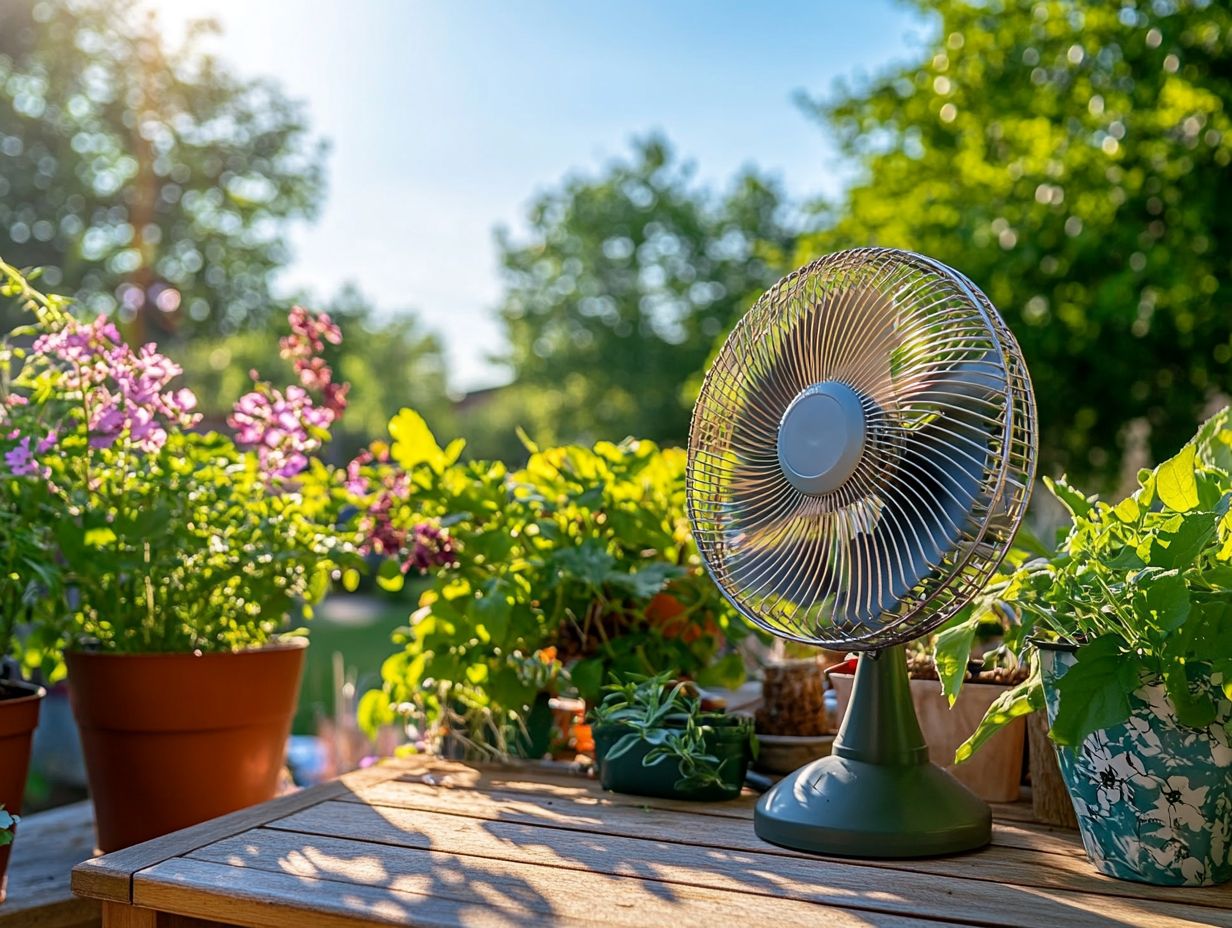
(776, 381, 866, 496)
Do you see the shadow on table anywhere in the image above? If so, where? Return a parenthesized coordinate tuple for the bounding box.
(195, 771, 1198, 928)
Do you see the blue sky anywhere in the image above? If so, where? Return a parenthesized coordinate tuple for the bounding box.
(159, 1, 928, 390)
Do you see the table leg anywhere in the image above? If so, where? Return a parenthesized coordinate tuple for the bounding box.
(102, 903, 159, 928)
(102, 902, 234, 928)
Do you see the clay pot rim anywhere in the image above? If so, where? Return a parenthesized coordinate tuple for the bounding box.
(64, 637, 309, 662)
(0, 679, 47, 704)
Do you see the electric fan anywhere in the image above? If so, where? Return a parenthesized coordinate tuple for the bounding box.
(686, 247, 1036, 857)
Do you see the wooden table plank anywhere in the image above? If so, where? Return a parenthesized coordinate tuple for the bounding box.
(252, 802, 1231, 928)
(349, 777, 1096, 879)
(72, 761, 406, 905)
(376, 763, 1086, 857)
(172, 831, 955, 928)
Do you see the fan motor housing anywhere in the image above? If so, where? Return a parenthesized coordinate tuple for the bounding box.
(776, 381, 866, 497)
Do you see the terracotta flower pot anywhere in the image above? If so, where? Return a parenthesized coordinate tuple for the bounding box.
(0, 679, 45, 903)
(66, 640, 307, 852)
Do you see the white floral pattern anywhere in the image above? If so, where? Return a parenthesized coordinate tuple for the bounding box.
(1041, 647, 1232, 887)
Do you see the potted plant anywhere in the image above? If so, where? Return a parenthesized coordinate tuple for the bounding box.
(356, 418, 752, 758)
(753, 651, 837, 775)
(953, 408, 1232, 886)
(0, 261, 63, 894)
(0, 260, 361, 852)
(590, 671, 755, 801)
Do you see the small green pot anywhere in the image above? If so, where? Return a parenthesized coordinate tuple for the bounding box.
(1039, 641, 1232, 886)
(592, 714, 753, 801)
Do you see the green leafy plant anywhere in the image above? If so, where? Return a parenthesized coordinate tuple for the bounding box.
(0, 805, 17, 847)
(355, 413, 751, 755)
(950, 408, 1232, 761)
(0, 259, 361, 670)
(591, 671, 755, 791)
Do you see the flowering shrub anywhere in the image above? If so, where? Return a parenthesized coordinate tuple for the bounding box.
(353, 410, 751, 756)
(0, 258, 360, 666)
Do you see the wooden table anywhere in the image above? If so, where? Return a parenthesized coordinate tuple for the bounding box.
(72, 757, 1232, 927)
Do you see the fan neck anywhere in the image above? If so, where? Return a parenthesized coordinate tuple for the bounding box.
(833, 646, 930, 767)
(776, 381, 866, 496)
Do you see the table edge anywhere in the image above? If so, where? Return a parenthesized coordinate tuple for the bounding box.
(70, 760, 408, 905)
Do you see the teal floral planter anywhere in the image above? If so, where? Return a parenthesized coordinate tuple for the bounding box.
(1039, 642, 1232, 886)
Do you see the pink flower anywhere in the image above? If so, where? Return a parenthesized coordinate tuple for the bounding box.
(26, 315, 200, 455)
(3, 437, 46, 478)
(230, 385, 332, 479)
(406, 522, 458, 573)
(230, 306, 350, 480)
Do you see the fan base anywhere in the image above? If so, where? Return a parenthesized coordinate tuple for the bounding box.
(754, 753, 992, 858)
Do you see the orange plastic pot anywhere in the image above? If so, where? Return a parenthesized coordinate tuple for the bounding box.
(66, 640, 306, 852)
(0, 680, 45, 903)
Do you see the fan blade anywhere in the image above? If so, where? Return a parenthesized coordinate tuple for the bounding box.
(834, 409, 995, 629)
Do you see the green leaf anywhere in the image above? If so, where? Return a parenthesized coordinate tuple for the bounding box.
(606, 562, 683, 600)
(1113, 495, 1140, 524)
(1146, 510, 1220, 569)
(604, 732, 640, 761)
(1156, 443, 1199, 513)
(376, 558, 405, 592)
(955, 667, 1042, 763)
(1136, 573, 1190, 633)
(473, 580, 513, 643)
(515, 425, 539, 454)
(933, 616, 978, 706)
(568, 657, 606, 704)
(83, 526, 117, 548)
(388, 408, 445, 470)
(442, 437, 466, 467)
(356, 689, 394, 739)
(341, 567, 361, 592)
(1050, 637, 1138, 746)
(1045, 475, 1093, 519)
(1165, 663, 1217, 730)
(551, 542, 615, 587)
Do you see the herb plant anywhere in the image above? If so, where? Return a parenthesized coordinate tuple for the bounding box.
(591, 671, 755, 791)
(948, 408, 1232, 760)
(356, 413, 751, 754)
(0, 259, 361, 667)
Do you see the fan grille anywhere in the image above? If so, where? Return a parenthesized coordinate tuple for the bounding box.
(686, 248, 1036, 649)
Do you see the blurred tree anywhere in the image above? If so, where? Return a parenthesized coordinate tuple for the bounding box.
(0, 0, 326, 340)
(496, 136, 800, 446)
(174, 284, 451, 456)
(799, 0, 1232, 486)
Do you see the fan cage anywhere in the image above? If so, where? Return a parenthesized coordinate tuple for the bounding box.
(686, 248, 1037, 650)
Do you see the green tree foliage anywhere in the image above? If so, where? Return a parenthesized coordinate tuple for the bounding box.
(497, 136, 799, 447)
(0, 0, 326, 339)
(799, 0, 1232, 486)
(175, 284, 451, 456)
